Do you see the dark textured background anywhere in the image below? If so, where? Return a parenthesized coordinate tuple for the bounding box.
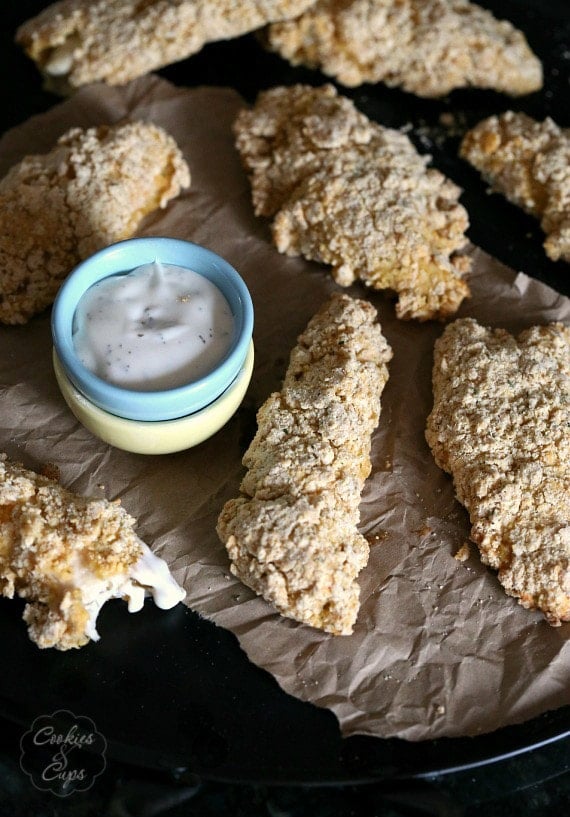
(0, 1, 569, 814)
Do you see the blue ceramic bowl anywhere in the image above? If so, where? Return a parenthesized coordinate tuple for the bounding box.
(52, 237, 254, 421)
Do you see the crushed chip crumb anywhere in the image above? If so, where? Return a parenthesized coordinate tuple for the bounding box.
(217, 293, 392, 635)
(454, 542, 471, 562)
(0, 120, 190, 324)
(461, 111, 570, 263)
(234, 83, 471, 320)
(0, 454, 184, 650)
(266, 0, 542, 97)
(16, 0, 317, 91)
(426, 318, 570, 625)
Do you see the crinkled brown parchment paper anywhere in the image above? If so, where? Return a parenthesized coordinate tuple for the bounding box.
(1, 75, 569, 741)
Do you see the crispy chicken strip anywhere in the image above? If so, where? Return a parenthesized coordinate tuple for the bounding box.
(266, 0, 542, 97)
(234, 83, 471, 320)
(16, 0, 317, 92)
(217, 293, 392, 634)
(425, 318, 570, 625)
(0, 121, 190, 324)
(0, 454, 185, 650)
(461, 112, 570, 264)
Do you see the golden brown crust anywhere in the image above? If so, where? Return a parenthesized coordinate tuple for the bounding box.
(0, 454, 143, 649)
(16, 0, 317, 91)
(267, 0, 542, 97)
(234, 83, 471, 320)
(217, 293, 392, 634)
(0, 453, 185, 649)
(426, 317, 570, 625)
(461, 111, 570, 263)
(0, 121, 190, 324)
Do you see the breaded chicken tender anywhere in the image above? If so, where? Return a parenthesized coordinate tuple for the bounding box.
(266, 0, 542, 98)
(461, 112, 570, 263)
(0, 121, 190, 324)
(16, 0, 317, 92)
(234, 83, 471, 320)
(425, 318, 570, 625)
(217, 293, 392, 634)
(0, 454, 185, 650)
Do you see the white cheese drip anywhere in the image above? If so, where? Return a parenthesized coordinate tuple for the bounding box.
(73, 540, 186, 642)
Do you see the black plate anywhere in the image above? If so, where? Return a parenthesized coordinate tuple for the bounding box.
(1, 596, 569, 785)
(0, 0, 569, 786)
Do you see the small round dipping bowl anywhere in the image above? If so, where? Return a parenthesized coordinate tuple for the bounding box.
(51, 237, 254, 453)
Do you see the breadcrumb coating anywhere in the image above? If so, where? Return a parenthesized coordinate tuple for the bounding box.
(266, 0, 542, 97)
(0, 454, 185, 649)
(0, 455, 140, 649)
(217, 293, 392, 635)
(461, 111, 570, 263)
(0, 121, 190, 324)
(16, 0, 317, 91)
(425, 318, 570, 625)
(234, 83, 471, 320)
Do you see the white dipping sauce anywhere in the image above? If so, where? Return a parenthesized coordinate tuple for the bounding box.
(73, 261, 235, 391)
